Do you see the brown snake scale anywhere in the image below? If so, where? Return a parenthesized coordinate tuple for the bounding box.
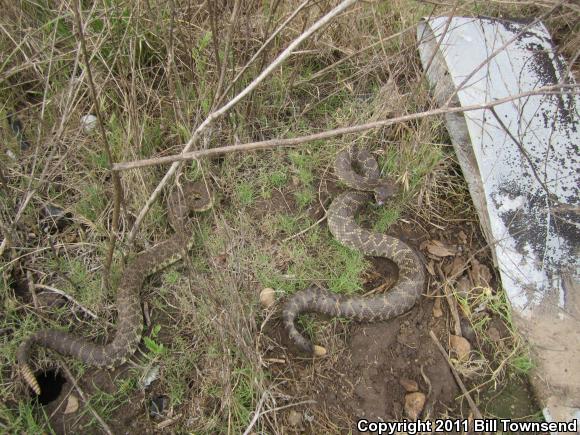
(17, 182, 212, 394)
(283, 148, 425, 354)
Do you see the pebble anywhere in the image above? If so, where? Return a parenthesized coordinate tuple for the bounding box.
(287, 410, 302, 426)
(80, 114, 97, 133)
(450, 334, 471, 360)
(404, 392, 426, 419)
(399, 378, 419, 392)
(63, 394, 79, 414)
(259, 288, 276, 308)
(313, 345, 327, 357)
(432, 297, 443, 318)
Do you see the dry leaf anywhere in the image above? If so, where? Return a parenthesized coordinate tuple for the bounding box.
(426, 240, 455, 257)
(471, 259, 492, 287)
(455, 276, 472, 300)
(443, 256, 465, 279)
(426, 260, 436, 276)
(64, 394, 79, 414)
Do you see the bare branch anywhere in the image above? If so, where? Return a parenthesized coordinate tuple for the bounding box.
(127, 0, 359, 244)
(212, 0, 241, 109)
(112, 85, 578, 172)
(73, 0, 124, 288)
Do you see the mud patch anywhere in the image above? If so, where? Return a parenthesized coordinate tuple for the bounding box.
(321, 299, 458, 423)
(264, 296, 459, 433)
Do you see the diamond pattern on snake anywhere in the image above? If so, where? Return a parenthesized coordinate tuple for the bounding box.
(17, 181, 213, 394)
(283, 147, 426, 354)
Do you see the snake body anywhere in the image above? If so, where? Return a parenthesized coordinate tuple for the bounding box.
(17, 182, 212, 394)
(283, 148, 425, 354)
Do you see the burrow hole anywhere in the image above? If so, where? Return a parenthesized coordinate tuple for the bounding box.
(34, 369, 67, 405)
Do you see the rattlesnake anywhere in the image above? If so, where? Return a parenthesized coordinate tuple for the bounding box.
(17, 181, 213, 394)
(283, 147, 425, 353)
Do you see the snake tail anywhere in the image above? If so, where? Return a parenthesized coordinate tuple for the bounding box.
(16, 182, 212, 394)
(17, 273, 144, 393)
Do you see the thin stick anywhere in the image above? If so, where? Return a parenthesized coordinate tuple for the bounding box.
(435, 262, 462, 337)
(113, 84, 578, 172)
(282, 215, 327, 243)
(429, 330, 483, 420)
(127, 0, 359, 244)
(216, 0, 311, 107)
(60, 361, 114, 435)
(73, 1, 124, 289)
(27, 271, 38, 309)
(212, 0, 241, 109)
(242, 391, 268, 435)
(34, 283, 98, 319)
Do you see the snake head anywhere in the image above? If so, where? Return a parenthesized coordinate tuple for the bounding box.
(373, 182, 399, 206)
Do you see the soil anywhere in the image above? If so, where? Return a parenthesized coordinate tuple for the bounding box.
(263, 267, 459, 434)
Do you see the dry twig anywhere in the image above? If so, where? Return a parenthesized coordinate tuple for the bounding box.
(60, 361, 114, 435)
(429, 330, 483, 420)
(113, 84, 578, 171)
(127, 0, 359, 244)
(73, 1, 124, 288)
(34, 283, 98, 319)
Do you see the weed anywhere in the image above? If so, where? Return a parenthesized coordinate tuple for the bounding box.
(144, 325, 167, 357)
(235, 181, 255, 207)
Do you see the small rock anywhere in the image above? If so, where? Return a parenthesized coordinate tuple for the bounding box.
(450, 334, 471, 360)
(399, 378, 419, 392)
(313, 345, 327, 357)
(63, 394, 79, 414)
(404, 392, 426, 419)
(80, 114, 97, 133)
(287, 410, 302, 426)
(259, 288, 276, 308)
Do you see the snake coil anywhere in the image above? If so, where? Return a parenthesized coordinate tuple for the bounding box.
(283, 148, 425, 354)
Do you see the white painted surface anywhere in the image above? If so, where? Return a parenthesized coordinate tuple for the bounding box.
(417, 16, 580, 424)
(418, 17, 579, 315)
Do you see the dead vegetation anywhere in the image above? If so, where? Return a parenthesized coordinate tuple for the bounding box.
(0, 0, 577, 433)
